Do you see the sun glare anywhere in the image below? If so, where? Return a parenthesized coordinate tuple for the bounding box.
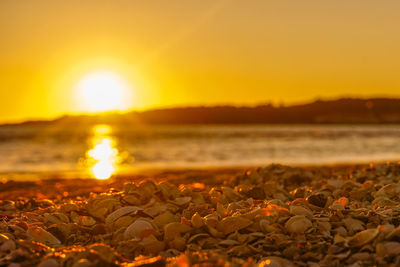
(86, 125, 119, 180)
(88, 138, 117, 180)
(77, 71, 130, 112)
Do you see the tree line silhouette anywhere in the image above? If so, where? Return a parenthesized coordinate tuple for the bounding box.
(5, 98, 400, 127)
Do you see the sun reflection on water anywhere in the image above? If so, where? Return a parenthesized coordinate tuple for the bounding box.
(87, 125, 119, 179)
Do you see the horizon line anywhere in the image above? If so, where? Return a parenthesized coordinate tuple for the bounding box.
(2, 95, 400, 126)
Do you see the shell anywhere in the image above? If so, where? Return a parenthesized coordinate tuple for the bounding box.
(27, 226, 61, 246)
(158, 182, 181, 200)
(14, 221, 28, 230)
(124, 219, 156, 240)
(317, 221, 331, 234)
(44, 213, 69, 225)
(168, 197, 192, 207)
(8, 224, 26, 235)
(70, 211, 79, 223)
(226, 202, 242, 213)
(113, 216, 136, 230)
(60, 203, 79, 213)
(187, 233, 210, 243)
(333, 226, 348, 237)
(122, 194, 141, 205)
(79, 216, 96, 227)
(221, 187, 242, 202)
(170, 236, 187, 251)
(54, 222, 79, 238)
(385, 225, 400, 240)
(191, 212, 204, 228)
(384, 242, 400, 256)
(217, 216, 253, 235)
(191, 192, 206, 204)
(140, 234, 166, 254)
(372, 197, 398, 207)
(164, 222, 192, 242)
(284, 215, 312, 234)
(153, 211, 178, 228)
(343, 218, 364, 233)
(260, 220, 282, 234)
(204, 214, 219, 228)
(143, 204, 167, 217)
(242, 207, 262, 220)
(334, 234, 347, 244)
(86, 195, 121, 220)
(348, 228, 379, 247)
(289, 205, 313, 218)
(105, 206, 142, 226)
(216, 202, 227, 217)
(375, 184, 400, 198)
(138, 180, 158, 200)
(379, 223, 395, 235)
(219, 239, 241, 246)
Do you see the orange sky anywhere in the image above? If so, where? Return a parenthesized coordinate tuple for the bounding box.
(1, 0, 400, 122)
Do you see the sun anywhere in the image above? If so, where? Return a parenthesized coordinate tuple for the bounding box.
(77, 71, 130, 112)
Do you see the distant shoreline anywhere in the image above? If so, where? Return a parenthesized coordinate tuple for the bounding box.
(2, 97, 400, 126)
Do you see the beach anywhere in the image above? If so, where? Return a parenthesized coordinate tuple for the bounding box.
(2, 0, 400, 265)
(1, 162, 400, 266)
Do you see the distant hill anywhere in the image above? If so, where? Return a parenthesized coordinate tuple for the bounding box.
(3, 98, 400, 127)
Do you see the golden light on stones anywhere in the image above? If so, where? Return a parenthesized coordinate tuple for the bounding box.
(87, 125, 119, 179)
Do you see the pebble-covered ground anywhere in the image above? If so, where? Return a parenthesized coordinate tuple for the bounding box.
(1, 163, 400, 266)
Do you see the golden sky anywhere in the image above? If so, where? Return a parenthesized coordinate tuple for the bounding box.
(1, 0, 400, 122)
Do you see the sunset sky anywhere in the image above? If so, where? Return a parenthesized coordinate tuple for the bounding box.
(1, 0, 400, 122)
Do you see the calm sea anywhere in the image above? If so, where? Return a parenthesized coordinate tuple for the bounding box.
(0, 124, 399, 178)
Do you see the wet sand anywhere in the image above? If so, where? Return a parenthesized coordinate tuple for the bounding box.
(1, 163, 400, 266)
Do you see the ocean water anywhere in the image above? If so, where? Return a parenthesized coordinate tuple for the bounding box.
(0, 124, 399, 178)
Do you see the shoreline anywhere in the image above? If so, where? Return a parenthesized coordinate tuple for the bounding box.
(1, 159, 398, 181)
